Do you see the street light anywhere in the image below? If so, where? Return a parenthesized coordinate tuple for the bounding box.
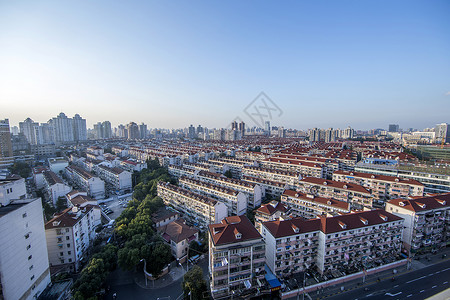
(140, 259, 148, 287)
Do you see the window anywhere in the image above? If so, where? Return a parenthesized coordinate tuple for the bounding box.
(26, 244, 31, 250)
(69, 258, 72, 262)
(22, 213, 27, 218)
(67, 243, 70, 247)
(68, 251, 71, 255)
(57, 237, 62, 242)
(60, 252, 63, 256)
(28, 255, 32, 260)
(25, 233, 30, 239)
(65, 228, 70, 232)
(30, 275, 35, 281)
(29, 265, 33, 270)
(66, 236, 70, 240)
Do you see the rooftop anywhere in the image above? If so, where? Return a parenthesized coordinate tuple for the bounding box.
(209, 215, 261, 246)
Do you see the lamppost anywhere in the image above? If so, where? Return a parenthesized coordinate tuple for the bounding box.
(140, 259, 148, 287)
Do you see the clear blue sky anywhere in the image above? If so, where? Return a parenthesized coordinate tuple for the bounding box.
(1, 1, 449, 130)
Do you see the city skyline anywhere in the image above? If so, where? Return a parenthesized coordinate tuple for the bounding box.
(1, 1, 449, 130)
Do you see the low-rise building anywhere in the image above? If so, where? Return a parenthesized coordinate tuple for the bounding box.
(32, 166, 49, 190)
(45, 206, 97, 273)
(385, 193, 450, 254)
(242, 175, 288, 199)
(151, 207, 180, 228)
(242, 166, 300, 188)
(96, 165, 132, 194)
(179, 176, 247, 216)
(281, 189, 350, 219)
(0, 174, 27, 206)
(262, 210, 404, 277)
(208, 216, 265, 299)
(158, 218, 199, 263)
(254, 201, 288, 232)
(65, 165, 105, 199)
(120, 159, 147, 172)
(43, 171, 72, 206)
(333, 170, 424, 201)
(157, 182, 228, 229)
(261, 157, 325, 178)
(297, 177, 373, 209)
(48, 157, 69, 174)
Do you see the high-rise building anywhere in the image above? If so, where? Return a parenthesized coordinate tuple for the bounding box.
(40, 123, 55, 144)
(102, 121, 112, 139)
(73, 114, 87, 142)
(238, 121, 245, 137)
(139, 123, 147, 139)
(264, 121, 271, 136)
(309, 128, 321, 142)
(0, 119, 14, 167)
(342, 126, 355, 139)
(93, 122, 103, 139)
(19, 118, 41, 145)
(325, 128, 335, 143)
(117, 124, 127, 139)
(0, 177, 51, 299)
(50, 113, 74, 143)
(435, 123, 449, 143)
(388, 124, 400, 132)
(127, 122, 139, 140)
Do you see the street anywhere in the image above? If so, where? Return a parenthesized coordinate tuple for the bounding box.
(323, 259, 450, 300)
(104, 254, 210, 300)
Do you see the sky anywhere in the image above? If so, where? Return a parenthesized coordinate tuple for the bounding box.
(1, 1, 449, 131)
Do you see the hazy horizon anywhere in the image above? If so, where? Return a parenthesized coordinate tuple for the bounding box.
(1, 1, 449, 130)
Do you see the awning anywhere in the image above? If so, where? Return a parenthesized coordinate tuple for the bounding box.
(265, 265, 281, 290)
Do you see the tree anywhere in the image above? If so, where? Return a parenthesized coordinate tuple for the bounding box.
(224, 170, 233, 178)
(56, 196, 68, 212)
(8, 161, 31, 178)
(182, 266, 208, 300)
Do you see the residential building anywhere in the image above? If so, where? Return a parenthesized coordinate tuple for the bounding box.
(120, 159, 147, 172)
(96, 165, 132, 194)
(19, 118, 42, 145)
(435, 123, 449, 143)
(0, 197, 51, 300)
(127, 122, 140, 140)
(260, 157, 325, 178)
(262, 210, 403, 277)
(297, 177, 373, 209)
(389, 124, 400, 133)
(242, 166, 301, 188)
(0, 175, 27, 206)
(254, 201, 288, 232)
(158, 218, 199, 263)
(48, 157, 69, 174)
(179, 176, 247, 216)
(197, 171, 263, 209)
(385, 193, 450, 254)
(43, 171, 72, 206)
(208, 216, 265, 299)
(242, 175, 288, 199)
(65, 191, 101, 228)
(72, 114, 87, 142)
(65, 165, 105, 199)
(45, 206, 97, 273)
(33, 166, 50, 190)
(281, 189, 350, 219)
(157, 182, 228, 228)
(50, 113, 74, 144)
(0, 119, 14, 168)
(151, 207, 180, 228)
(333, 170, 424, 201)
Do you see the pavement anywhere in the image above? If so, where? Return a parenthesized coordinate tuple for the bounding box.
(291, 248, 450, 300)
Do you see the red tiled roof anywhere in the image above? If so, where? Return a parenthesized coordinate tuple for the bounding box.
(256, 201, 288, 215)
(387, 193, 450, 212)
(209, 216, 261, 246)
(158, 219, 199, 244)
(334, 171, 423, 186)
(300, 177, 371, 194)
(283, 189, 350, 210)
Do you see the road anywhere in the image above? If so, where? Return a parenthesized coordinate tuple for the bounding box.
(104, 255, 209, 300)
(323, 259, 450, 300)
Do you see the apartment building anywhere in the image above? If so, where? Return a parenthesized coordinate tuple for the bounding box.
(0, 198, 51, 300)
(45, 205, 97, 273)
(208, 216, 265, 299)
(120, 159, 147, 172)
(179, 176, 247, 216)
(42, 171, 72, 206)
(242, 166, 300, 188)
(65, 191, 101, 227)
(48, 157, 69, 174)
(297, 177, 373, 209)
(197, 171, 262, 209)
(32, 166, 49, 190)
(333, 171, 424, 201)
(207, 157, 257, 178)
(262, 210, 403, 277)
(0, 174, 27, 206)
(242, 175, 287, 199)
(261, 157, 325, 178)
(65, 165, 105, 199)
(168, 165, 198, 178)
(281, 190, 350, 219)
(385, 193, 450, 254)
(96, 165, 132, 194)
(270, 154, 339, 179)
(254, 201, 288, 232)
(158, 218, 199, 263)
(157, 182, 227, 228)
